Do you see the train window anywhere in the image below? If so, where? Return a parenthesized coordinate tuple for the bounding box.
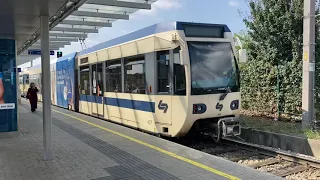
(105, 59, 122, 93)
(80, 65, 90, 95)
(24, 74, 29, 84)
(91, 65, 97, 96)
(157, 50, 170, 93)
(97, 63, 103, 96)
(124, 55, 146, 94)
(173, 47, 186, 95)
(91, 64, 103, 96)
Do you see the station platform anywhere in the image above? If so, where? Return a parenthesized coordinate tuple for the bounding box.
(0, 100, 283, 180)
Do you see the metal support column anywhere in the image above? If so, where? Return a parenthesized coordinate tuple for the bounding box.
(40, 0, 52, 160)
(302, 0, 316, 129)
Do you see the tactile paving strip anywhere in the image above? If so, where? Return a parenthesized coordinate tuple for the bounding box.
(29, 106, 180, 180)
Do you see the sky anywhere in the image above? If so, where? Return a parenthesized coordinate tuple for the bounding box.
(20, 0, 249, 69)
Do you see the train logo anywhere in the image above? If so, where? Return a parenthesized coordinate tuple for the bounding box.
(158, 100, 168, 113)
(216, 102, 223, 111)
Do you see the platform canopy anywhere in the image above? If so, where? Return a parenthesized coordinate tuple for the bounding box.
(5, 0, 157, 66)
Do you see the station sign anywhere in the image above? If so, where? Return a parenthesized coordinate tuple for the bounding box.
(28, 50, 54, 55)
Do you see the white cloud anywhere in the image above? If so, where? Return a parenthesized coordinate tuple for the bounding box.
(132, 0, 183, 19)
(229, 0, 240, 7)
(153, 0, 182, 9)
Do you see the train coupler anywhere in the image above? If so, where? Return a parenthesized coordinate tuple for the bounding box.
(220, 117, 241, 137)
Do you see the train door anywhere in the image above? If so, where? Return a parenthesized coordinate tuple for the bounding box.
(79, 65, 90, 114)
(96, 63, 104, 117)
(91, 63, 104, 117)
(155, 50, 172, 125)
(74, 69, 79, 112)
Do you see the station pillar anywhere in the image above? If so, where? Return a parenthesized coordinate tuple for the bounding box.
(0, 39, 19, 137)
(41, 0, 52, 161)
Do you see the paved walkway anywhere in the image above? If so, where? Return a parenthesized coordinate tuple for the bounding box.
(0, 100, 283, 180)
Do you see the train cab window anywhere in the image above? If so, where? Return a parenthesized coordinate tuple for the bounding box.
(173, 47, 186, 95)
(91, 63, 103, 96)
(105, 59, 122, 93)
(157, 50, 170, 93)
(80, 65, 90, 95)
(124, 55, 146, 94)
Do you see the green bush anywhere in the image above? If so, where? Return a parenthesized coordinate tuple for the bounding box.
(238, 0, 320, 118)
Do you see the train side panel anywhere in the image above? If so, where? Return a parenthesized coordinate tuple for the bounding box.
(55, 53, 76, 109)
(79, 92, 189, 136)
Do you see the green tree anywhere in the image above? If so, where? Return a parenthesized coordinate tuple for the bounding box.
(240, 0, 305, 116)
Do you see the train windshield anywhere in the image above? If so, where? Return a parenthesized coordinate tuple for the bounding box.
(188, 41, 239, 95)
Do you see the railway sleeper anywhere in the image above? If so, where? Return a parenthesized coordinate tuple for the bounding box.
(273, 165, 309, 177)
(248, 158, 281, 169)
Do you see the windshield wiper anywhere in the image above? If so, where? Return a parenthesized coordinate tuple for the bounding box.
(219, 71, 236, 101)
(191, 80, 208, 95)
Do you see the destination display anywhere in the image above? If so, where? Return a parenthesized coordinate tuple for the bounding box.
(183, 25, 224, 38)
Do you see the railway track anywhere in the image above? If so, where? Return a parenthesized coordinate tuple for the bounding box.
(174, 135, 320, 179)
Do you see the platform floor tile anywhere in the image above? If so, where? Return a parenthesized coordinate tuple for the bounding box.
(0, 101, 284, 180)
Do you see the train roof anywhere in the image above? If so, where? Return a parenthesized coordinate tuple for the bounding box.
(79, 21, 231, 56)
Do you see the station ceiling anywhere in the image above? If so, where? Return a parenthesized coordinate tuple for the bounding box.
(1, 0, 157, 66)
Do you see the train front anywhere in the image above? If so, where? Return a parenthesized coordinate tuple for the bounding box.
(176, 23, 246, 141)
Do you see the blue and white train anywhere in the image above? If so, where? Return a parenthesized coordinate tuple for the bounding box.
(20, 22, 247, 141)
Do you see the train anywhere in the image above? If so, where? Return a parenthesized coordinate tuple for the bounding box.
(19, 21, 247, 141)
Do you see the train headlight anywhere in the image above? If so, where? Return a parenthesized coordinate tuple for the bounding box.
(193, 104, 207, 114)
(230, 100, 239, 110)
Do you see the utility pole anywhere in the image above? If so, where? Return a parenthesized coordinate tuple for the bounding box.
(302, 0, 316, 129)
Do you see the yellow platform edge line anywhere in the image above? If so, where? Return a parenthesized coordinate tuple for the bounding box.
(52, 109, 241, 180)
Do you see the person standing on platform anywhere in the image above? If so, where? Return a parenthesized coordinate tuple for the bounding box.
(27, 82, 38, 112)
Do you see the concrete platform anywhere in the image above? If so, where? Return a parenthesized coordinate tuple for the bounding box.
(0, 100, 283, 180)
(239, 127, 320, 159)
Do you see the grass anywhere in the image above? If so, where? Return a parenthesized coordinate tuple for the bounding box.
(304, 129, 320, 140)
(239, 114, 320, 140)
